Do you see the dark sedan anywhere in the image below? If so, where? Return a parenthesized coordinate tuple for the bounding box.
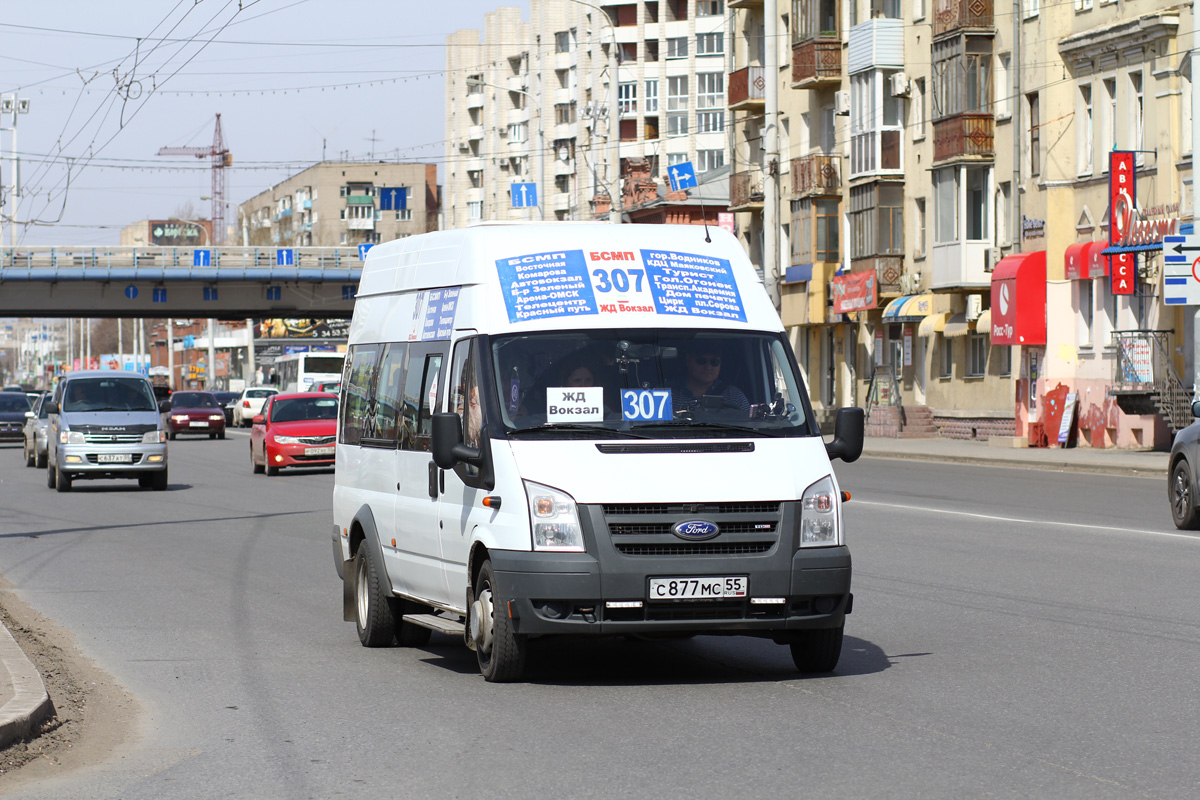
(0, 391, 32, 441)
(212, 391, 241, 426)
(164, 391, 227, 440)
(1169, 399, 1200, 528)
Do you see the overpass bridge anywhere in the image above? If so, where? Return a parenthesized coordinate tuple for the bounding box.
(0, 246, 367, 317)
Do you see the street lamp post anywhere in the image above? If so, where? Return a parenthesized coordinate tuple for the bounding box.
(567, 0, 620, 224)
(466, 78, 545, 222)
(203, 195, 255, 386)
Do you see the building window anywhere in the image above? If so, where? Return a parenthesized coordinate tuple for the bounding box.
(644, 79, 659, 113)
(667, 75, 689, 136)
(849, 182, 903, 259)
(667, 37, 688, 59)
(912, 77, 926, 140)
(468, 170, 483, 189)
(395, 209, 412, 221)
(1079, 278, 1094, 347)
(697, 0, 724, 15)
(965, 166, 989, 240)
(995, 53, 1011, 117)
(555, 31, 572, 53)
(932, 37, 993, 121)
(940, 338, 954, 377)
(794, 0, 840, 41)
(696, 72, 724, 132)
(996, 181, 1011, 245)
(555, 174, 572, 194)
(1183, 71, 1193, 157)
(667, 152, 689, 167)
(697, 149, 725, 172)
(1129, 70, 1145, 161)
(696, 32, 724, 55)
(1077, 83, 1093, 175)
(555, 103, 577, 124)
(618, 82, 637, 114)
(1023, 0, 1039, 18)
(998, 345, 1012, 376)
(850, 70, 903, 177)
(933, 167, 957, 244)
(967, 334, 987, 377)
(915, 197, 926, 258)
(1102, 78, 1116, 171)
(508, 121, 527, 142)
(467, 201, 482, 220)
(791, 197, 840, 263)
(1027, 91, 1040, 178)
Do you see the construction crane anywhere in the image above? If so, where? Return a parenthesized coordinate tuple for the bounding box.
(156, 114, 232, 244)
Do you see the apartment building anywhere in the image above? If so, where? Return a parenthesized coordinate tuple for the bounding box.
(730, 0, 1194, 446)
(444, 1, 730, 227)
(238, 162, 439, 248)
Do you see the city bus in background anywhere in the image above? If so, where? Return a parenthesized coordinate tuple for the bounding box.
(274, 352, 346, 393)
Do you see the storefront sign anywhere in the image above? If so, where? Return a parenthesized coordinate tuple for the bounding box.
(874, 329, 884, 366)
(903, 326, 913, 367)
(1109, 152, 1136, 295)
(1021, 216, 1045, 240)
(1118, 338, 1154, 383)
(830, 271, 877, 314)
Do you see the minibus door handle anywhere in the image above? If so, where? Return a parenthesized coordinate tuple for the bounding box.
(427, 460, 439, 498)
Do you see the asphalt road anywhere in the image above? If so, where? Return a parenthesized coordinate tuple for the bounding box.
(0, 434, 1197, 799)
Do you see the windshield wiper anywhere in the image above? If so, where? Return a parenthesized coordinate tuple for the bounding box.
(630, 421, 782, 437)
(509, 423, 648, 439)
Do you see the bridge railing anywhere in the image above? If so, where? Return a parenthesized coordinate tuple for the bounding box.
(0, 246, 365, 281)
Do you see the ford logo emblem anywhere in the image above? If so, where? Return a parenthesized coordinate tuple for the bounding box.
(672, 520, 720, 541)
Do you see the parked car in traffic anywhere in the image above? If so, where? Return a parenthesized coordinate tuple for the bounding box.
(22, 392, 50, 468)
(1169, 399, 1200, 528)
(164, 391, 227, 440)
(233, 386, 278, 427)
(0, 391, 31, 442)
(211, 390, 241, 426)
(250, 392, 337, 476)
(312, 380, 341, 393)
(45, 370, 170, 492)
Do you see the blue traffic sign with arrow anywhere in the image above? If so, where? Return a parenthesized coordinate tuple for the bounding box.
(668, 161, 698, 192)
(511, 182, 538, 208)
(379, 187, 407, 211)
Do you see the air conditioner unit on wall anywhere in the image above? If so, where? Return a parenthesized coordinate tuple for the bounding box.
(984, 247, 1002, 272)
(834, 91, 850, 115)
(966, 293, 982, 321)
(899, 273, 919, 295)
(889, 72, 910, 97)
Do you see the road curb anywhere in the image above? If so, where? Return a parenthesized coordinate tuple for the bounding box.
(862, 450, 1167, 478)
(0, 620, 53, 748)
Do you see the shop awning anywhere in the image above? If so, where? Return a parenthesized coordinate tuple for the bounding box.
(976, 309, 992, 337)
(1100, 242, 1162, 254)
(944, 313, 973, 338)
(1065, 242, 1110, 279)
(918, 312, 949, 337)
(882, 293, 935, 323)
(990, 250, 1046, 346)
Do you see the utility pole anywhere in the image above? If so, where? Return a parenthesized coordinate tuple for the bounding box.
(606, 25, 620, 224)
(166, 318, 175, 388)
(2, 94, 30, 248)
(763, 0, 781, 309)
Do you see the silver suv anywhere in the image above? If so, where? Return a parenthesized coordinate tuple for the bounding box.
(45, 370, 170, 492)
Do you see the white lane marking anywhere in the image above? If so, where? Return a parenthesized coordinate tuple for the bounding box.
(854, 499, 1200, 541)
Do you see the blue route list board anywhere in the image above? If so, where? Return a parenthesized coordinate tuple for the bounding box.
(639, 250, 747, 322)
(496, 250, 599, 323)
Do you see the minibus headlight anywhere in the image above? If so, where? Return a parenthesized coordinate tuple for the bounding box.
(800, 475, 840, 548)
(524, 481, 585, 552)
(142, 430, 167, 444)
(60, 430, 84, 444)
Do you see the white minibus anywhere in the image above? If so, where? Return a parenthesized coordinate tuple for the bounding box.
(332, 223, 862, 682)
(275, 351, 345, 393)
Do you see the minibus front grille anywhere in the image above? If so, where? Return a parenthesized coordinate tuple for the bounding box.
(614, 541, 774, 556)
(595, 442, 755, 455)
(602, 502, 781, 516)
(609, 522, 777, 536)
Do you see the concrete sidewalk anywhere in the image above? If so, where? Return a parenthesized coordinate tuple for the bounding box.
(862, 435, 1168, 477)
(0, 620, 52, 749)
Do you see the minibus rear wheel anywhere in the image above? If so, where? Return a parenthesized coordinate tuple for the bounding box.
(789, 625, 843, 674)
(355, 544, 395, 647)
(471, 559, 525, 682)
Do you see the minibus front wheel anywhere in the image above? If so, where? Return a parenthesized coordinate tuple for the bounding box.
(789, 625, 844, 674)
(354, 545, 395, 647)
(470, 559, 526, 682)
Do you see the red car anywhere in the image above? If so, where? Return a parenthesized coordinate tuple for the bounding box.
(164, 391, 227, 440)
(250, 392, 338, 475)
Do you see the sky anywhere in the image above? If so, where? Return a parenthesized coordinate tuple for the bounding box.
(0, 0, 530, 246)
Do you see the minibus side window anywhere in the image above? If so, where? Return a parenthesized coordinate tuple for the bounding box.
(365, 342, 407, 447)
(340, 344, 380, 446)
(401, 348, 443, 452)
(450, 339, 482, 477)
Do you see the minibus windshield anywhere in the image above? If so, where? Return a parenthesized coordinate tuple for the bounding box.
(491, 329, 816, 438)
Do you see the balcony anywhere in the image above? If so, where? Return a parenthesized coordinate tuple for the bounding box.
(847, 18, 903, 73)
(932, 0, 994, 39)
(730, 167, 765, 210)
(346, 217, 375, 231)
(728, 0, 762, 7)
(728, 66, 766, 110)
(932, 113, 994, 163)
(467, 125, 484, 141)
(302, 199, 312, 210)
(506, 74, 525, 93)
(466, 92, 484, 110)
(791, 38, 842, 88)
(791, 154, 841, 197)
(850, 255, 903, 297)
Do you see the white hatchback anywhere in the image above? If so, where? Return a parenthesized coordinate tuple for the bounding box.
(233, 386, 279, 427)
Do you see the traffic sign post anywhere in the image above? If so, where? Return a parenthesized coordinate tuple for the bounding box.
(511, 182, 538, 208)
(276, 248, 294, 266)
(668, 161, 698, 192)
(1163, 234, 1200, 305)
(193, 249, 211, 267)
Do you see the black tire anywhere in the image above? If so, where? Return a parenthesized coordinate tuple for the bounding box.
(251, 445, 264, 474)
(35, 450, 46, 469)
(24, 441, 34, 468)
(470, 559, 526, 682)
(209, 432, 217, 440)
(46, 462, 56, 489)
(266, 464, 280, 476)
(789, 625, 844, 673)
(392, 600, 433, 647)
(138, 474, 153, 489)
(217, 431, 226, 440)
(151, 469, 168, 491)
(55, 468, 72, 493)
(168, 431, 177, 441)
(1170, 459, 1200, 529)
(354, 545, 395, 647)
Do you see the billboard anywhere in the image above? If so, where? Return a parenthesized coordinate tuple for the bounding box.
(257, 318, 350, 340)
(149, 219, 213, 247)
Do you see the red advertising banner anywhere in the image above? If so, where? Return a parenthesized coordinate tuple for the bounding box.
(830, 270, 877, 314)
(1109, 151, 1135, 295)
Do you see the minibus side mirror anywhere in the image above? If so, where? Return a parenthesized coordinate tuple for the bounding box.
(44, 401, 59, 415)
(431, 412, 483, 469)
(825, 407, 864, 463)
(1192, 399, 1200, 418)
